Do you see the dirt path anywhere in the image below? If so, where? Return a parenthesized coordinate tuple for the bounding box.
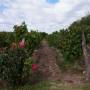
(32, 40, 61, 81)
(32, 40, 85, 86)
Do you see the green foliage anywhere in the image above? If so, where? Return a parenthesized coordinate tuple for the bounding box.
(0, 22, 48, 56)
(23, 57, 33, 83)
(13, 22, 46, 55)
(48, 31, 61, 48)
(63, 27, 82, 64)
(25, 31, 42, 54)
(13, 22, 28, 48)
(0, 32, 15, 48)
(0, 21, 45, 88)
(14, 22, 28, 41)
(48, 15, 90, 69)
(0, 32, 7, 48)
(0, 48, 31, 89)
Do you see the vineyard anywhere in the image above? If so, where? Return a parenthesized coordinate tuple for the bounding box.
(0, 15, 90, 90)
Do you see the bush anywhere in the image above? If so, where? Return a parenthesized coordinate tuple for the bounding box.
(0, 48, 31, 89)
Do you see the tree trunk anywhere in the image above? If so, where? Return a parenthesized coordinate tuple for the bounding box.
(82, 30, 90, 81)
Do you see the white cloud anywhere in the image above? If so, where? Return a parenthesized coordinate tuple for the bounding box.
(0, 0, 90, 33)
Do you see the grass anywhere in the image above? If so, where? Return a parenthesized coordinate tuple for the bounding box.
(0, 81, 90, 90)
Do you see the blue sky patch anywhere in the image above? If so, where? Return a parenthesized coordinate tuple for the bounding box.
(0, 4, 7, 12)
(47, 0, 59, 4)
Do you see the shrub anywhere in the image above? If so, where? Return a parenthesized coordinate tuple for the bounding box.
(0, 48, 30, 89)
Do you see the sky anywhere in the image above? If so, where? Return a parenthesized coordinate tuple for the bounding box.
(0, 0, 90, 33)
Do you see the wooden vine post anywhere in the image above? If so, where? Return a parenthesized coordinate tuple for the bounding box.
(82, 30, 90, 81)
